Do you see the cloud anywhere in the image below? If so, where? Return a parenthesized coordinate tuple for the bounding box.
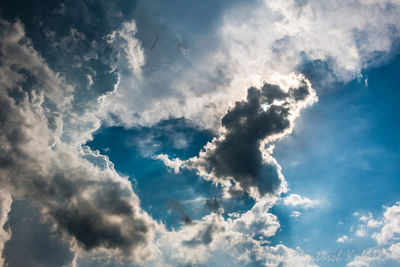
(98, 0, 400, 130)
(153, 198, 317, 267)
(155, 154, 183, 174)
(291, 211, 302, 218)
(355, 226, 367, 238)
(0, 18, 156, 264)
(166, 199, 192, 225)
(283, 194, 320, 209)
(0, 18, 73, 107)
(2, 0, 400, 266)
(205, 197, 224, 214)
(337, 235, 350, 243)
(347, 202, 400, 266)
(159, 73, 317, 199)
(373, 202, 400, 245)
(3, 200, 74, 267)
(0, 190, 12, 266)
(106, 20, 145, 74)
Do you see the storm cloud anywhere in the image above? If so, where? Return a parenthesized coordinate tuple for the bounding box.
(0, 18, 156, 264)
(159, 74, 317, 199)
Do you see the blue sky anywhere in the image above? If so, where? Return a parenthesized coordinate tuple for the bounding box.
(85, 49, 400, 266)
(1, 0, 400, 266)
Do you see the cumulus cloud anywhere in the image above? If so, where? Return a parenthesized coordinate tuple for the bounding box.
(205, 197, 224, 214)
(155, 154, 183, 174)
(3, 200, 74, 267)
(347, 202, 400, 266)
(106, 20, 145, 74)
(0, 191, 12, 266)
(159, 74, 317, 199)
(373, 202, 400, 245)
(2, 0, 400, 266)
(0, 18, 73, 107)
(283, 194, 320, 209)
(0, 18, 156, 264)
(337, 235, 350, 243)
(98, 0, 400, 129)
(153, 198, 317, 267)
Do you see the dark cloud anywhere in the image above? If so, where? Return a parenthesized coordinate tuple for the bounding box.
(191, 78, 316, 198)
(3, 200, 74, 267)
(205, 197, 221, 213)
(0, 0, 139, 115)
(182, 222, 224, 247)
(0, 19, 155, 264)
(167, 199, 192, 225)
(0, 89, 155, 262)
(0, 190, 11, 266)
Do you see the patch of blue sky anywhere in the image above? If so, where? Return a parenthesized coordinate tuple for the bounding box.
(87, 118, 255, 229)
(87, 53, 400, 266)
(270, 54, 400, 266)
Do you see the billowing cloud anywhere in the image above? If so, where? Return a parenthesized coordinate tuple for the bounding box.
(159, 73, 317, 199)
(153, 198, 317, 267)
(347, 202, 400, 266)
(0, 191, 11, 266)
(1, 0, 400, 266)
(0, 18, 156, 264)
(373, 202, 400, 245)
(99, 0, 400, 130)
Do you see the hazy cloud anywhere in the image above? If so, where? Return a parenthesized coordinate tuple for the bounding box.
(283, 194, 320, 209)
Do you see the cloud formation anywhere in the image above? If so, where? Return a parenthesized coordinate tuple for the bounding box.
(0, 191, 11, 266)
(1, 0, 400, 266)
(159, 73, 317, 199)
(347, 202, 400, 266)
(154, 198, 317, 267)
(0, 18, 156, 264)
(283, 194, 320, 209)
(99, 0, 400, 130)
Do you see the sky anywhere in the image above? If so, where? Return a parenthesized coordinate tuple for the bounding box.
(0, 0, 400, 266)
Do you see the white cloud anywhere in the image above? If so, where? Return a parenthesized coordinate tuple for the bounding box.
(107, 20, 145, 74)
(101, 0, 400, 130)
(0, 18, 157, 264)
(155, 154, 183, 174)
(2, 0, 400, 265)
(337, 235, 350, 243)
(347, 202, 400, 266)
(291, 211, 302, 218)
(367, 219, 383, 229)
(152, 198, 317, 267)
(355, 226, 367, 238)
(373, 202, 400, 245)
(283, 194, 320, 209)
(0, 19, 73, 109)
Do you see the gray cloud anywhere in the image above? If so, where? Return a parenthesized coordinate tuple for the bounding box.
(3, 200, 74, 267)
(0, 190, 11, 266)
(0, 18, 156, 265)
(154, 201, 316, 266)
(0, 82, 155, 263)
(205, 197, 222, 214)
(182, 222, 224, 247)
(166, 199, 192, 225)
(178, 75, 317, 199)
